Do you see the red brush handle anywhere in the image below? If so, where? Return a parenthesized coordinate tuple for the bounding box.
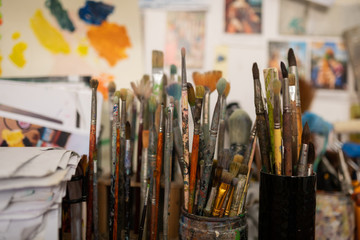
(188, 134, 199, 213)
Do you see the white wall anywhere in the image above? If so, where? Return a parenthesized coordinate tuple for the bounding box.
(142, 0, 353, 124)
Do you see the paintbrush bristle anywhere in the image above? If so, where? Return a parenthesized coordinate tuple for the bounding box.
(125, 121, 131, 139)
(238, 164, 248, 175)
(195, 85, 205, 99)
(142, 74, 150, 85)
(170, 64, 177, 75)
(207, 71, 222, 93)
(308, 142, 315, 164)
(273, 79, 281, 95)
(193, 72, 206, 87)
(166, 82, 182, 101)
(233, 154, 244, 164)
(224, 82, 231, 98)
(252, 63, 259, 80)
(148, 95, 157, 113)
(152, 50, 164, 68)
(187, 82, 195, 106)
(126, 90, 134, 109)
(120, 88, 128, 101)
(220, 170, 233, 184)
(90, 79, 98, 89)
(108, 81, 116, 93)
(301, 122, 311, 145)
(229, 161, 241, 177)
(288, 48, 297, 67)
(216, 78, 227, 96)
(288, 73, 295, 86)
(280, 61, 288, 78)
(113, 95, 119, 105)
(229, 109, 252, 145)
(142, 130, 149, 148)
(114, 90, 121, 100)
(181, 47, 186, 57)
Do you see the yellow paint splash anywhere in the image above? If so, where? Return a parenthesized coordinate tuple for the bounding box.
(0, 55, 2, 75)
(9, 42, 27, 68)
(12, 32, 20, 40)
(77, 43, 88, 56)
(87, 22, 131, 66)
(30, 9, 70, 54)
(2, 129, 25, 147)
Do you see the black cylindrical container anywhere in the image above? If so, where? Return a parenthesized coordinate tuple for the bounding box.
(259, 171, 316, 240)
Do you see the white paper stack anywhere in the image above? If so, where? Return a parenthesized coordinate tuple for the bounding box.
(0, 147, 81, 240)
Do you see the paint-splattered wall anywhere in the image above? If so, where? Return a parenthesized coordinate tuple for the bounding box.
(0, 0, 143, 88)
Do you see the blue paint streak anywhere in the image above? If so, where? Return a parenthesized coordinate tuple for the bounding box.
(78, 1, 114, 25)
(45, 0, 75, 32)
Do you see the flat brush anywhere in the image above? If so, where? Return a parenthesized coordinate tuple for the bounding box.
(203, 160, 221, 216)
(229, 109, 252, 157)
(307, 142, 315, 176)
(197, 78, 227, 215)
(189, 86, 205, 213)
(87, 79, 98, 240)
(273, 79, 282, 175)
(224, 177, 238, 217)
(212, 170, 233, 217)
(281, 62, 293, 176)
(288, 48, 303, 158)
(297, 122, 311, 176)
(181, 48, 190, 211)
(229, 159, 248, 217)
(252, 63, 271, 173)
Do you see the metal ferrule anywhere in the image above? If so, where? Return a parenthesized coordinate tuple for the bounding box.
(283, 78, 291, 110)
(289, 85, 296, 102)
(159, 104, 164, 133)
(289, 65, 300, 106)
(203, 91, 210, 125)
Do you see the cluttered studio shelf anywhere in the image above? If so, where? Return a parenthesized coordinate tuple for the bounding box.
(1, 0, 360, 240)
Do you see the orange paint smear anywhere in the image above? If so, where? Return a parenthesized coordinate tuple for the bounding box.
(87, 22, 131, 66)
(93, 73, 115, 100)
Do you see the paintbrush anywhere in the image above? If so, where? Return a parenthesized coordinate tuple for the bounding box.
(148, 95, 158, 181)
(189, 85, 205, 213)
(229, 162, 247, 217)
(187, 82, 196, 121)
(150, 104, 164, 240)
(281, 62, 293, 176)
(152, 50, 164, 103)
(124, 121, 131, 240)
(239, 136, 257, 215)
(297, 122, 311, 176)
(173, 120, 186, 177)
(263, 67, 279, 170)
(229, 109, 253, 157)
(252, 63, 271, 173)
(86, 79, 98, 240)
(163, 99, 174, 240)
(109, 92, 119, 240)
(197, 78, 227, 215)
(181, 47, 190, 211)
(273, 79, 282, 175)
(170, 64, 179, 83)
(117, 88, 128, 236)
(224, 177, 239, 217)
(217, 82, 231, 161)
(93, 149, 99, 240)
(288, 73, 298, 171)
(129, 91, 137, 176)
(203, 159, 220, 217)
(194, 160, 205, 213)
(138, 179, 150, 240)
(307, 142, 315, 176)
(288, 48, 303, 158)
(212, 170, 233, 217)
(108, 81, 116, 173)
(113, 95, 121, 240)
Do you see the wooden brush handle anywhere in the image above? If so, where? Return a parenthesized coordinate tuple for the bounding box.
(113, 128, 120, 240)
(188, 134, 199, 213)
(136, 123, 143, 182)
(86, 126, 96, 240)
(296, 107, 303, 158)
(283, 111, 292, 176)
(256, 114, 271, 172)
(274, 128, 282, 175)
(151, 132, 164, 240)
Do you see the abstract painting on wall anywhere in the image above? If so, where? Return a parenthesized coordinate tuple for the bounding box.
(225, 0, 262, 34)
(165, 11, 206, 69)
(0, 0, 142, 86)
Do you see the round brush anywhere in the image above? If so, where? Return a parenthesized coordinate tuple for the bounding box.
(229, 109, 252, 157)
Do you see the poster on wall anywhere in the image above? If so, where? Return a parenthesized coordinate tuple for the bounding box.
(268, 41, 307, 80)
(311, 41, 347, 90)
(225, 0, 262, 34)
(165, 11, 205, 69)
(279, 0, 360, 36)
(0, 0, 143, 87)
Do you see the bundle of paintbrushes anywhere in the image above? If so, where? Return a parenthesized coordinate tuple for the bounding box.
(252, 48, 315, 177)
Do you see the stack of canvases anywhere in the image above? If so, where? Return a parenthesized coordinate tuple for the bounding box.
(0, 147, 80, 240)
